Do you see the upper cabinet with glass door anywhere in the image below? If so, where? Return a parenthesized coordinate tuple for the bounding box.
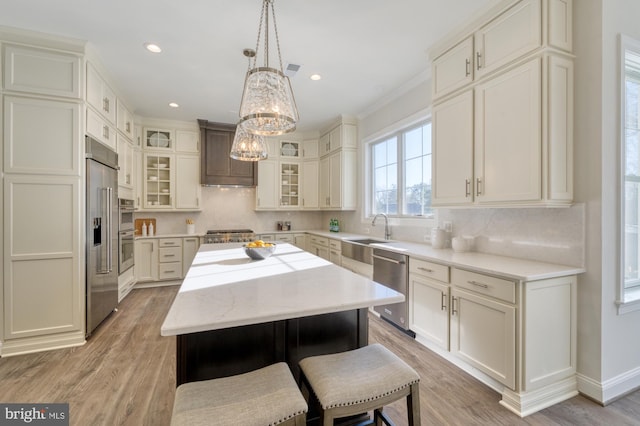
(144, 128, 174, 151)
(279, 141, 301, 159)
(280, 162, 300, 208)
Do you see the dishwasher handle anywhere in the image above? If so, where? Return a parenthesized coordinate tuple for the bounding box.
(372, 253, 406, 265)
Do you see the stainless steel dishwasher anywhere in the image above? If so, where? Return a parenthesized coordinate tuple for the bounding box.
(373, 248, 414, 337)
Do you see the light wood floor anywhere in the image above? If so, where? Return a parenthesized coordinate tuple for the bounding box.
(0, 286, 638, 426)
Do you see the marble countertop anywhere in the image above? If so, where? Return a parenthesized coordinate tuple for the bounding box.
(302, 231, 584, 282)
(160, 243, 404, 336)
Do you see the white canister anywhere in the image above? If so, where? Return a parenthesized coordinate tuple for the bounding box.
(451, 236, 468, 252)
(431, 228, 447, 249)
(187, 224, 196, 234)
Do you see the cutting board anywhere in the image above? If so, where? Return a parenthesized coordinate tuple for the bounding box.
(135, 218, 156, 236)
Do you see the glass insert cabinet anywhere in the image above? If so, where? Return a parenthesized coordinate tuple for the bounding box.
(280, 162, 300, 207)
(144, 153, 173, 208)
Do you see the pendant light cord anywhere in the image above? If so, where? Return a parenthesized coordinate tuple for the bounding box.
(251, 0, 285, 72)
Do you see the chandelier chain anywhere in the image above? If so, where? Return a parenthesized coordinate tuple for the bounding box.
(270, 0, 285, 72)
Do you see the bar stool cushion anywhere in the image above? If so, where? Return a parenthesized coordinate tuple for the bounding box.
(299, 343, 420, 410)
(171, 362, 307, 426)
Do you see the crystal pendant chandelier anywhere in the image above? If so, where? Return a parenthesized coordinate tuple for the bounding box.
(229, 122, 268, 161)
(237, 0, 299, 137)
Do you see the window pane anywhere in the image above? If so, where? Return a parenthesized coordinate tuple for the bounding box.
(369, 120, 431, 217)
(402, 122, 432, 216)
(624, 70, 640, 289)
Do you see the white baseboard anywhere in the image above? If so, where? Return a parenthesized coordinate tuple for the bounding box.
(577, 367, 640, 404)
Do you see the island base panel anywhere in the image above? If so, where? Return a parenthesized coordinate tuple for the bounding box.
(176, 308, 368, 386)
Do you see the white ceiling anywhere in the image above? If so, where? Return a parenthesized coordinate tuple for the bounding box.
(1, 0, 498, 133)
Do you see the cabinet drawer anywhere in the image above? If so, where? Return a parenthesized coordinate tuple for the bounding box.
(452, 268, 515, 303)
(329, 239, 341, 251)
(159, 262, 182, 280)
(308, 235, 328, 247)
(410, 258, 449, 283)
(160, 238, 182, 248)
(159, 247, 182, 263)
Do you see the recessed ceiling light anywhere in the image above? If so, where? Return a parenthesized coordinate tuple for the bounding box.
(310, 74, 322, 81)
(169, 102, 179, 108)
(144, 43, 162, 53)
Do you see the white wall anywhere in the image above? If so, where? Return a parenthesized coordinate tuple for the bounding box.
(600, 0, 640, 401)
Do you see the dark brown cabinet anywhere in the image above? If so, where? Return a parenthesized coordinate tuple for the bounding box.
(198, 120, 257, 186)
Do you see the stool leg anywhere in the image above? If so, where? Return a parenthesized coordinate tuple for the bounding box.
(407, 383, 421, 426)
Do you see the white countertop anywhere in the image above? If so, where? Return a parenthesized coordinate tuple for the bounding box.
(303, 231, 584, 282)
(160, 243, 404, 336)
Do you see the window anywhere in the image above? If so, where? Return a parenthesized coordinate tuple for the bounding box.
(620, 35, 640, 311)
(370, 120, 432, 218)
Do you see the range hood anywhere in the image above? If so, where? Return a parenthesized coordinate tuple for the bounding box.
(198, 120, 258, 187)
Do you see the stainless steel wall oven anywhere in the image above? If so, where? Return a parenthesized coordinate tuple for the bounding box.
(118, 198, 135, 274)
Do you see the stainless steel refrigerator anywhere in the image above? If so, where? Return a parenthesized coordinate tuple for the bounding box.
(85, 136, 119, 337)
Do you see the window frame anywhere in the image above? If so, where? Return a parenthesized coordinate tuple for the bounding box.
(363, 108, 435, 226)
(618, 34, 640, 314)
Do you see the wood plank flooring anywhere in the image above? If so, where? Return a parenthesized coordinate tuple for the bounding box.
(0, 286, 638, 426)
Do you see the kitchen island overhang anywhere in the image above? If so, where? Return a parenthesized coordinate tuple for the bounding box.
(161, 243, 404, 385)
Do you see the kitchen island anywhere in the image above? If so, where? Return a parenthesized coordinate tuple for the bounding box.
(161, 243, 403, 385)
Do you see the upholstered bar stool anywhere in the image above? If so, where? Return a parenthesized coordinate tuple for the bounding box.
(299, 343, 421, 426)
(171, 362, 307, 426)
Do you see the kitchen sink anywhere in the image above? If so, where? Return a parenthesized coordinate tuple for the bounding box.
(344, 238, 390, 246)
(342, 238, 392, 264)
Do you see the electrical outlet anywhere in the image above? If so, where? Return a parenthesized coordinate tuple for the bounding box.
(424, 234, 430, 242)
(443, 221, 452, 232)
(363, 228, 370, 234)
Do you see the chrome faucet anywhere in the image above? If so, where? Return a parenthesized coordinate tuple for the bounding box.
(371, 213, 391, 240)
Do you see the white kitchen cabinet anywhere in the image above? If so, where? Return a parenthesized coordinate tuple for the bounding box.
(318, 122, 357, 157)
(143, 153, 173, 209)
(86, 62, 116, 125)
(144, 127, 173, 151)
(280, 162, 300, 208)
(159, 238, 182, 280)
(474, 57, 541, 204)
(2, 71, 84, 356)
(431, 0, 553, 100)
(293, 234, 307, 250)
(432, 91, 474, 204)
(308, 235, 329, 261)
(183, 237, 200, 277)
(433, 57, 570, 206)
(133, 148, 143, 209)
(450, 286, 516, 389)
(118, 266, 135, 302)
(116, 99, 134, 141)
(302, 160, 319, 209)
(3, 44, 81, 98)
(279, 140, 302, 159)
(432, 37, 474, 99)
(320, 150, 357, 210)
(135, 239, 159, 282)
(175, 129, 199, 153)
(87, 107, 116, 150)
(409, 258, 451, 350)
(175, 154, 201, 210)
(303, 139, 319, 159)
(256, 159, 279, 210)
(328, 238, 342, 266)
(474, 0, 541, 79)
(117, 134, 134, 191)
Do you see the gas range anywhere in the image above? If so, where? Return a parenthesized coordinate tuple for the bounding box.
(202, 229, 256, 244)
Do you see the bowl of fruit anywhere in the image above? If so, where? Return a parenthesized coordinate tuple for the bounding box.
(243, 240, 276, 260)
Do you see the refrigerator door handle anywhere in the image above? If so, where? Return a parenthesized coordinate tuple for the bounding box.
(107, 186, 113, 273)
(97, 187, 114, 274)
